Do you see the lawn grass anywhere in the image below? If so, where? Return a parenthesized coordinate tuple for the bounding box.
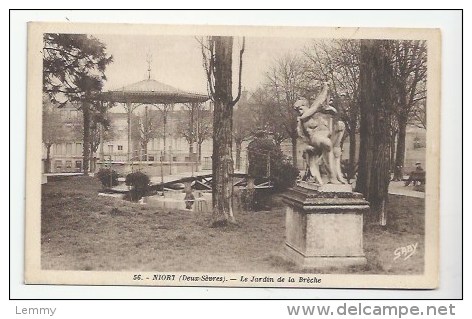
(41, 176, 424, 274)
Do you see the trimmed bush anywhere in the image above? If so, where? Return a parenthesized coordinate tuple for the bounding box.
(270, 160, 300, 191)
(125, 171, 150, 201)
(96, 168, 119, 188)
(341, 159, 357, 182)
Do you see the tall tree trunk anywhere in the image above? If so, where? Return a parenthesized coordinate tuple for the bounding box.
(127, 102, 132, 161)
(291, 135, 298, 168)
(389, 129, 397, 175)
(82, 102, 91, 176)
(144, 105, 148, 161)
(356, 40, 393, 223)
(235, 140, 242, 170)
(198, 142, 202, 162)
(394, 117, 407, 180)
(163, 115, 167, 157)
(212, 99, 234, 225)
(189, 102, 195, 157)
(212, 36, 236, 226)
(45, 144, 52, 173)
(143, 141, 148, 161)
(348, 128, 357, 181)
(89, 143, 96, 173)
(99, 123, 104, 161)
(89, 141, 95, 172)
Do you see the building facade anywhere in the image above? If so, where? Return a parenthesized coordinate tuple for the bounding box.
(42, 101, 219, 174)
(42, 102, 84, 173)
(44, 99, 425, 178)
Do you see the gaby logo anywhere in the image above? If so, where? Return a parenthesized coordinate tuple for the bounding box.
(394, 242, 418, 261)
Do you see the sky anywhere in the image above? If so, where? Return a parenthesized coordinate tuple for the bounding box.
(94, 34, 313, 96)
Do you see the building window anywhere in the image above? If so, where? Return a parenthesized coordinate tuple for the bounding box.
(66, 160, 72, 169)
(66, 143, 72, 155)
(118, 145, 123, 151)
(172, 156, 177, 162)
(55, 144, 63, 155)
(148, 156, 154, 161)
(70, 110, 78, 118)
(108, 145, 114, 154)
(54, 160, 63, 171)
(76, 143, 82, 155)
(75, 161, 82, 171)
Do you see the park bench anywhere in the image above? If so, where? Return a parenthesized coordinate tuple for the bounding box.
(405, 170, 426, 186)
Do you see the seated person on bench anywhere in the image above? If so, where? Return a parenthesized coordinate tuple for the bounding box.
(405, 161, 425, 186)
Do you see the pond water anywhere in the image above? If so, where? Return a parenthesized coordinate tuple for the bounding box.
(144, 191, 212, 213)
(99, 185, 251, 213)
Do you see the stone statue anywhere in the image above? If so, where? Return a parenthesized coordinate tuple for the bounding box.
(293, 82, 347, 185)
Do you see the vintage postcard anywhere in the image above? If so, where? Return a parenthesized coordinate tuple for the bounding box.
(25, 22, 440, 289)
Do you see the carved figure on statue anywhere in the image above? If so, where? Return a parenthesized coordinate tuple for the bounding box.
(293, 82, 347, 185)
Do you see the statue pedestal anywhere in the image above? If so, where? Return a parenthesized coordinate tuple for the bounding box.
(282, 183, 369, 269)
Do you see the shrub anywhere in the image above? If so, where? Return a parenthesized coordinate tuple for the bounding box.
(271, 160, 300, 191)
(341, 159, 358, 182)
(96, 168, 119, 188)
(125, 171, 150, 201)
(247, 136, 299, 192)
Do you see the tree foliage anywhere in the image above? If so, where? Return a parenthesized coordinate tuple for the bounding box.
(233, 95, 255, 169)
(43, 33, 113, 174)
(153, 103, 174, 154)
(176, 103, 213, 159)
(390, 40, 427, 179)
(43, 33, 113, 106)
(247, 134, 299, 191)
(264, 53, 307, 167)
(96, 168, 119, 188)
(196, 109, 213, 141)
(42, 96, 69, 173)
(42, 97, 68, 145)
(131, 107, 161, 158)
(125, 171, 150, 201)
(233, 97, 254, 146)
(390, 40, 427, 120)
(72, 101, 116, 155)
(249, 88, 290, 146)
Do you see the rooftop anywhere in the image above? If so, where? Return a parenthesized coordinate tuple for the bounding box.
(102, 79, 209, 104)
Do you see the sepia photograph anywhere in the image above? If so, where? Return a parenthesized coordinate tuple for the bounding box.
(24, 22, 441, 289)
